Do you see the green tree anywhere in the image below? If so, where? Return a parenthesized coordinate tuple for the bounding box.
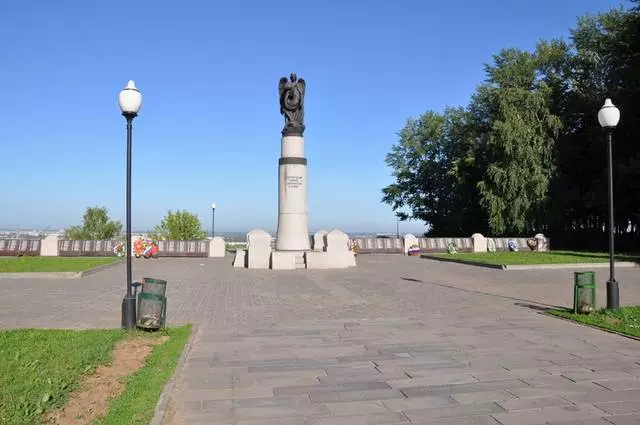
(382, 107, 487, 235)
(546, 7, 640, 249)
(149, 210, 207, 241)
(382, 3, 640, 250)
(474, 48, 562, 235)
(64, 207, 122, 240)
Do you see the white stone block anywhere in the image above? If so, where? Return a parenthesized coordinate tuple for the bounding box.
(271, 251, 296, 270)
(325, 229, 349, 253)
(247, 229, 272, 269)
(233, 250, 246, 268)
(471, 233, 487, 253)
(326, 251, 350, 268)
(324, 229, 352, 268)
(534, 233, 549, 251)
(40, 234, 59, 256)
(208, 236, 226, 258)
(403, 234, 419, 255)
(305, 251, 329, 269)
(313, 229, 328, 251)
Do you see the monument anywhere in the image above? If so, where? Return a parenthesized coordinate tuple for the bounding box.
(235, 73, 356, 270)
(275, 73, 310, 251)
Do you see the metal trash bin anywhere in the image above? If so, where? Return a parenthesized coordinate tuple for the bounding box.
(136, 277, 167, 330)
(573, 271, 596, 314)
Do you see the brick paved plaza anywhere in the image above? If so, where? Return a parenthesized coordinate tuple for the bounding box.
(1, 255, 640, 424)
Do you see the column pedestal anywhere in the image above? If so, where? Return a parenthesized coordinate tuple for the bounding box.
(276, 136, 310, 251)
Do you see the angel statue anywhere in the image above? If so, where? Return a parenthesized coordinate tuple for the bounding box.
(278, 72, 306, 136)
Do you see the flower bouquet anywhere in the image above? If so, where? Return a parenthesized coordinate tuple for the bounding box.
(407, 244, 421, 256)
(349, 239, 361, 256)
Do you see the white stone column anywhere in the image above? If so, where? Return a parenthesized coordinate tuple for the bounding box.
(403, 234, 419, 255)
(276, 136, 310, 251)
(208, 236, 226, 257)
(40, 234, 59, 256)
(471, 233, 487, 252)
(534, 233, 549, 251)
(247, 229, 272, 269)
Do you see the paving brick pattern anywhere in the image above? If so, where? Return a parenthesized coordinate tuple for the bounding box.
(1, 255, 640, 424)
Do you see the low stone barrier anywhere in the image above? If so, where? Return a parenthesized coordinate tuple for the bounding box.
(0, 239, 41, 256)
(157, 240, 209, 257)
(417, 237, 473, 253)
(0, 233, 550, 257)
(58, 240, 118, 257)
(353, 237, 403, 254)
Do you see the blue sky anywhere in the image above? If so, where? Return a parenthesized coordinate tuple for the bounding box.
(0, 0, 626, 234)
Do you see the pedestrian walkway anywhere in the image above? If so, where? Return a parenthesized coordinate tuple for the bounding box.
(1, 255, 639, 423)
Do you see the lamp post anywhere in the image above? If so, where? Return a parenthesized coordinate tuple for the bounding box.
(118, 80, 142, 329)
(598, 98, 621, 310)
(211, 203, 216, 238)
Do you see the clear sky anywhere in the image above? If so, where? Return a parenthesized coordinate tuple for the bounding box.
(0, 0, 626, 234)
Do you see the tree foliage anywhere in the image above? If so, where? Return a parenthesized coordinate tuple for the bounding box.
(65, 207, 122, 240)
(474, 48, 562, 234)
(149, 210, 207, 241)
(383, 4, 640, 249)
(382, 108, 486, 236)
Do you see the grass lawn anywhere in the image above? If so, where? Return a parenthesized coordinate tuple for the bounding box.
(0, 326, 191, 425)
(96, 325, 191, 425)
(548, 306, 640, 338)
(424, 250, 640, 266)
(0, 256, 119, 273)
(0, 328, 125, 425)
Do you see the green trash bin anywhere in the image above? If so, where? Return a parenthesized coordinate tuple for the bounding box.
(573, 271, 596, 314)
(136, 277, 167, 330)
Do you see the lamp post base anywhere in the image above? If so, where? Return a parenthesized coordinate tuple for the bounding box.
(606, 279, 620, 310)
(121, 295, 137, 329)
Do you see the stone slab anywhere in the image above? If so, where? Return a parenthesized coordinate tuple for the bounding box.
(271, 251, 296, 270)
(208, 236, 226, 258)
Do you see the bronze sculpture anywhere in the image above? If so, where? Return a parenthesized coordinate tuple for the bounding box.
(279, 73, 306, 136)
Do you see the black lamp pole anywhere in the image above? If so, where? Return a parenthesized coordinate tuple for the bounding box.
(121, 112, 137, 329)
(606, 128, 619, 310)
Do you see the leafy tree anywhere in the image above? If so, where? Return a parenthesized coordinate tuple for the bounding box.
(65, 207, 122, 240)
(546, 7, 640, 249)
(382, 108, 486, 235)
(383, 3, 640, 250)
(149, 210, 207, 241)
(474, 48, 562, 235)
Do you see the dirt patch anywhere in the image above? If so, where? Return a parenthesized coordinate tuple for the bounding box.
(43, 335, 169, 425)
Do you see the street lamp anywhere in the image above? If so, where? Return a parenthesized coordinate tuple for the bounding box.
(211, 203, 216, 238)
(598, 98, 621, 310)
(118, 80, 142, 329)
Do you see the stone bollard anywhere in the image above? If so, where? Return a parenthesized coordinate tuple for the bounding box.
(325, 229, 352, 268)
(471, 233, 487, 253)
(40, 234, 60, 256)
(313, 229, 328, 252)
(246, 229, 272, 269)
(233, 250, 246, 268)
(534, 233, 549, 251)
(403, 234, 419, 255)
(208, 236, 226, 258)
